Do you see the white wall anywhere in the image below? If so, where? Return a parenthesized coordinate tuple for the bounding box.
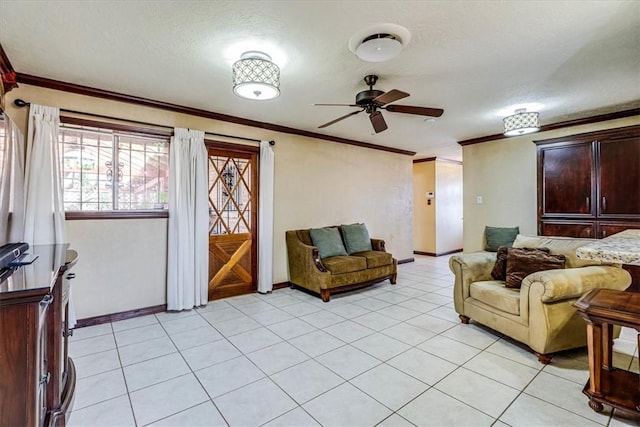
(462, 116, 640, 252)
(6, 85, 414, 318)
(435, 160, 463, 254)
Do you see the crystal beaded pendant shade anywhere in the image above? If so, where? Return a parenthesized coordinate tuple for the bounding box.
(503, 109, 540, 136)
(232, 51, 280, 100)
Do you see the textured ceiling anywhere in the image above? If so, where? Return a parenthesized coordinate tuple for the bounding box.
(1, 1, 639, 160)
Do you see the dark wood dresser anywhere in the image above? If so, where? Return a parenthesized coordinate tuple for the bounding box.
(0, 244, 78, 427)
(535, 125, 640, 291)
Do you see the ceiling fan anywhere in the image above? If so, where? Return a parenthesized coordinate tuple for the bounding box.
(315, 75, 444, 133)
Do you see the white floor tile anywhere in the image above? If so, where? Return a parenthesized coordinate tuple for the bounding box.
(418, 335, 482, 365)
(326, 302, 372, 319)
(148, 401, 227, 427)
(316, 345, 381, 380)
(375, 305, 421, 321)
(161, 315, 209, 335)
(212, 314, 262, 337)
(227, 327, 283, 353)
(352, 311, 401, 331)
(376, 413, 416, 427)
(129, 374, 208, 426)
(271, 359, 344, 404)
(352, 333, 411, 361)
(303, 383, 392, 427)
(404, 313, 457, 334)
(464, 351, 540, 390)
(441, 323, 502, 349)
(500, 393, 602, 427)
(246, 341, 309, 375)
(68, 395, 135, 427)
(123, 352, 190, 391)
(69, 334, 116, 358)
(214, 378, 298, 426)
(351, 297, 392, 311)
(396, 298, 440, 314)
(268, 318, 317, 340)
(324, 320, 376, 343)
(200, 306, 244, 324)
(289, 330, 345, 357)
(248, 308, 295, 325)
(155, 310, 198, 323)
(263, 407, 321, 427)
(399, 387, 494, 427)
(281, 301, 323, 317)
(388, 348, 457, 385)
(195, 356, 264, 398)
(74, 369, 128, 410)
(114, 324, 167, 347)
(117, 336, 177, 366)
(74, 349, 121, 379)
(179, 336, 238, 370)
(435, 367, 520, 418)
(169, 325, 223, 351)
(300, 309, 346, 328)
(351, 364, 429, 410)
(381, 322, 435, 346)
(70, 323, 113, 341)
(111, 314, 158, 332)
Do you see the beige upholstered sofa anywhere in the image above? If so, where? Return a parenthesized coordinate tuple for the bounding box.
(286, 227, 397, 302)
(449, 235, 631, 363)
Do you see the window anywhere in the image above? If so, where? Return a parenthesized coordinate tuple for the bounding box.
(59, 124, 169, 213)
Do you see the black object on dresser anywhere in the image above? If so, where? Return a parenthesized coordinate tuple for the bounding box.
(0, 244, 78, 427)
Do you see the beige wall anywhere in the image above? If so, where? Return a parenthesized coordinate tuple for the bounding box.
(412, 159, 463, 254)
(462, 116, 640, 252)
(5, 85, 414, 318)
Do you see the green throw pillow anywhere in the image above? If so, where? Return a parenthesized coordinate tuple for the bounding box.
(341, 223, 373, 254)
(309, 227, 348, 259)
(485, 226, 520, 252)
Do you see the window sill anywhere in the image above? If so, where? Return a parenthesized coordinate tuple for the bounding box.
(65, 211, 168, 220)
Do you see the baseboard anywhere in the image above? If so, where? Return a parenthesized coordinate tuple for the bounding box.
(272, 281, 291, 290)
(413, 249, 462, 257)
(397, 258, 415, 264)
(76, 304, 167, 328)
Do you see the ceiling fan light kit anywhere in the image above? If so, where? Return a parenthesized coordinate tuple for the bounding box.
(232, 51, 280, 100)
(355, 33, 403, 62)
(503, 108, 540, 136)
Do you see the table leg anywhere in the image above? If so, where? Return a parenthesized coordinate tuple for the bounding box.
(586, 322, 603, 396)
(602, 322, 613, 370)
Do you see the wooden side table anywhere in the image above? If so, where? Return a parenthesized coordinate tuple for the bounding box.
(574, 288, 640, 415)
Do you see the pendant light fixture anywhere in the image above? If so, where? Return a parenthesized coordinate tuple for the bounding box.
(503, 108, 540, 136)
(232, 51, 280, 100)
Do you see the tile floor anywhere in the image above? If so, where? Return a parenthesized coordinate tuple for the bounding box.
(68, 255, 640, 427)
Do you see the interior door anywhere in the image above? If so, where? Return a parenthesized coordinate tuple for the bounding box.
(207, 146, 258, 300)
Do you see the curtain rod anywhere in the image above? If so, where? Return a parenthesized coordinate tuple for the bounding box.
(12, 99, 275, 145)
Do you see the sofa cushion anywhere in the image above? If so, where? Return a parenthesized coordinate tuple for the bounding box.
(352, 251, 393, 269)
(341, 223, 373, 254)
(469, 280, 520, 315)
(485, 226, 520, 252)
(505, 248, 566, 289)
(491, 246, 550, 281)
(512, 234, 603, 268)
(296, 229, 313, 246)
(322, 255, 367, 275)
(309, 227, 348, 259)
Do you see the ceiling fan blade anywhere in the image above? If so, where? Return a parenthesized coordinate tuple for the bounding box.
(369, 111, 388, 133)
(318, 110, 363, 129)
(314, 103, 359, 107)
(385, 104, 444, 117)
(372, 89, 409, 106)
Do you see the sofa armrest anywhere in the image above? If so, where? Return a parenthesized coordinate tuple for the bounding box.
(450, 252, 497, 313)
(521, 266, 632, 303)
(285, 231, 331, 292)
(371, 239, 386, 252)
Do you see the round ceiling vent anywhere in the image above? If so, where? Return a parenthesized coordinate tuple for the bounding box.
(348, 23, 411, 63)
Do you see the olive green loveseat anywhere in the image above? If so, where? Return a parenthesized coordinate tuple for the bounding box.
(286, 227, 397, 302)
(450, 234, 631, 364)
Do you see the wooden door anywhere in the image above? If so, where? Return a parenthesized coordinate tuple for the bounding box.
(539, 142, 595, 217)
(598, 138, 640, 217)
(207, 147, 258, 300)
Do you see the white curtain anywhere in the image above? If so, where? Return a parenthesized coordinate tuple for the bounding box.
(167, 127, 209, 310)
(0, 115, 25, 245)
(23, 104, 76, 327)
(258, 140, 275, 293)
(23, 104, 66, 246)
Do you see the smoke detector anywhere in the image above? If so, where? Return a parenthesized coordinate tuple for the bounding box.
(349, 24, 411, 63)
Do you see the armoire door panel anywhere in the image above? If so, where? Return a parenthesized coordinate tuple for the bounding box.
(540, 220, 596, 238)
(598, 138, 640, 217)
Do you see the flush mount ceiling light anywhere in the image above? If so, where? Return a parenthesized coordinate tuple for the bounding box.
(503, 108, 540, 136)
(349, 23, 411, 63)
(356, 33, 402, 62)
(232, 51, 280, 100)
